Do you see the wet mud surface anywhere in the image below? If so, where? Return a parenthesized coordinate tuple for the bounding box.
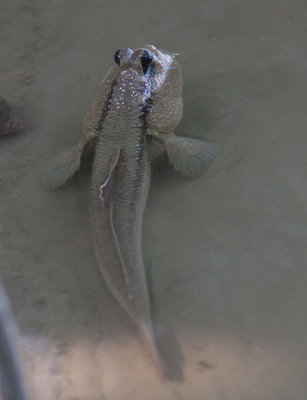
(0, 1, 306, 399)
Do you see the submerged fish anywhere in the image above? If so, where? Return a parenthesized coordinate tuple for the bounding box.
(43, 45, 215, 377)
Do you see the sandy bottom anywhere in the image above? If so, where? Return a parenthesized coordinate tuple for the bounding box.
(0, 0, 306, 399)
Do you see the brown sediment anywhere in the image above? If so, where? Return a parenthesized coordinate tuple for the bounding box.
(0, 97, 24, 136)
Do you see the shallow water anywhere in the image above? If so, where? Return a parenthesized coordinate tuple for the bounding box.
(1, 0, 307, 399)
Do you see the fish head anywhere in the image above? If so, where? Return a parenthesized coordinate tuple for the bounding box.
(112, 45, 182, 95)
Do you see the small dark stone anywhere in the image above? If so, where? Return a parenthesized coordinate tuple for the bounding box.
(0, 96, 24, 136)
(199, 360, 215, 370)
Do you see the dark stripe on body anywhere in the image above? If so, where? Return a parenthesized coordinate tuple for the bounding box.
(97, 78, 118, 131)
(136, 68, 154, 166)
(127, 75, 154, 217)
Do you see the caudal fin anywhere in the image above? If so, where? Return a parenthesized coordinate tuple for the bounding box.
(140, 321, 184, 381)
(41, 146, 82, 189)
(165, 134, 216, 178)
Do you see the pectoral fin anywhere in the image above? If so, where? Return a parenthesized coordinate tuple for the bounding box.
(41, 136, 94, 189)
(163, 133, 216, 178)
(41, 145, 82, 189)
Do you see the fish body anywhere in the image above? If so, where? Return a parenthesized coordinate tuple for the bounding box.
(90, 53, 154, 345)
(43, 45, 215, 376)
(90, 47, 176, 371)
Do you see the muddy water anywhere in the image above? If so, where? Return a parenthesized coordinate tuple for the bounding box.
(0, 0, 306, 399)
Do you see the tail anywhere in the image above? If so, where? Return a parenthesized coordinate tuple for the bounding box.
(139, 320, 184, 382)
(139, 254, 184, 381)
(164, 133, 216, 178)
(41, 145, 82, 189)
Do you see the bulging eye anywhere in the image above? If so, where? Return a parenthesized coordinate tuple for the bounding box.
(141, 50, 153, 74)
(114, 49, 121, 65)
